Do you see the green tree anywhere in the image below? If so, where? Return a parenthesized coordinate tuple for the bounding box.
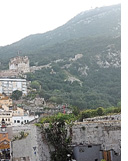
(26, 73, 36, 81)
(30, 81, 41, 90)
(11, 90, 22, 100)
(49, 96, 63, 104)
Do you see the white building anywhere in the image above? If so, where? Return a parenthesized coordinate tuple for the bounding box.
(0, 110, 12, 126)
(12, 115, 38, 126)
(0, 78, 27, 96)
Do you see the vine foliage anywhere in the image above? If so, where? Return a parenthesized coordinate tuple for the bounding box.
(37, 113, 77, 161)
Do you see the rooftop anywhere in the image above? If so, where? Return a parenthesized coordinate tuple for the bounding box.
(0, 78, 26, 81)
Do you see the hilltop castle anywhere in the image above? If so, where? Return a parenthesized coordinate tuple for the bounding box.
(0, 56, 30, 78)
(9, 56, 30, 73)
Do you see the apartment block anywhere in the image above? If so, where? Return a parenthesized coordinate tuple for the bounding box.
(0, 78, 27, 96)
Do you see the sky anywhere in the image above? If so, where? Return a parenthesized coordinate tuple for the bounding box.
(0, 0, 121, 46)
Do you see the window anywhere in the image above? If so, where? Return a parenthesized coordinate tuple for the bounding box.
(17, 120, 20, 123)
(88, 145, 92, 148)
(14, 120, 16, 123)
(114, 152, 118, 156)
(8, 118, 10, 121)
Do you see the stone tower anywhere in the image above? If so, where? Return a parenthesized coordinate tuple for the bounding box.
(9, 56, 30, 73)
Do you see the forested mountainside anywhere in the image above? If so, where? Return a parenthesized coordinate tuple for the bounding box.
(0, 4, 121, 109)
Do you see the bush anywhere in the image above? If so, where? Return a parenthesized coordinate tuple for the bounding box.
(96, 107, 104, 116)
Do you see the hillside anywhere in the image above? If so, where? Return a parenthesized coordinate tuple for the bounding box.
(0, 4, 121, 109)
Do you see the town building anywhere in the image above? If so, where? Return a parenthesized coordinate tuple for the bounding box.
(12, 107, 24, 116)
(73, 144, 121, 161)
(73, 144, 102, 161)
(0, 111, 12, 126)
(0, 104, 38, 127)
(0, 78, 27, 96)
(0, 93, 13, 107)
(0, 108, 38, 127)
(0, 93, 38, 127)
(12, 115, 38, 126)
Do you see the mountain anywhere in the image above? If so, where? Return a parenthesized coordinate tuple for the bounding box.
(0, 4, 121, 109)
(0, 4, 120, 64)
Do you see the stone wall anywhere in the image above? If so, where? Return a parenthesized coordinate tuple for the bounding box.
(11, 115, 121, 161)
(0, 69, 19, 78)
(11, 125, 51, 161)
(72, 121, 121, 154)
(11, 125, 39, 161)
(83, 114, 121, 122)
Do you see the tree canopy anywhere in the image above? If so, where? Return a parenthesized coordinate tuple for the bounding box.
(11, 90, 23, 100)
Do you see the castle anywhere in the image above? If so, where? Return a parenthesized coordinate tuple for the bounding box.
(9, 56, 30, 73)
(0, 56, 30, 78)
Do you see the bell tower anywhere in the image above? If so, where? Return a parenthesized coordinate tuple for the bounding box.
(1, 119, 6, 133)
(0, 118, 10, 159)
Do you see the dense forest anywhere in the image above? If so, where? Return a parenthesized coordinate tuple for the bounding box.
(25, 35, 121, 109)
(26, 66, 120, 109)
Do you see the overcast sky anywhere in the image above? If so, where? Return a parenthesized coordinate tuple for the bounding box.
(0, 0, 121, 46)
